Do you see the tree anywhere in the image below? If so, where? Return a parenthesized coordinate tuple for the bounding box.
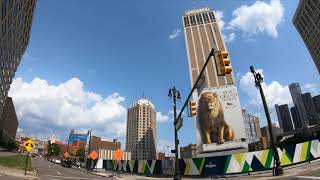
(76, 148, 85, 162)
(48, 143, 60, 156)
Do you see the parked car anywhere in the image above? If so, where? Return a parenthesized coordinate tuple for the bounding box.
(54, 158, 61, 164)
(61, 158, 72, 168)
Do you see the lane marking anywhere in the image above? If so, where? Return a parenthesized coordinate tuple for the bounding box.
(42, 175, 101, 179)
(57, 171, 62, 175)
(295, 176, 320, 179)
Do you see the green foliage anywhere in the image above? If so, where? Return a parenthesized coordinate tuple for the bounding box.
(76, 148, 85, 162)
(0, 155, 32, 171)
(48, 143, 60, 156)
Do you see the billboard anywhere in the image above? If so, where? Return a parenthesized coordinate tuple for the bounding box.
(69, 133, 88, 144)
(195, 85, 247, 153)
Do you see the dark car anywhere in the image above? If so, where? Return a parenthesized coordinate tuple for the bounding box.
(61, 158, 72, 168)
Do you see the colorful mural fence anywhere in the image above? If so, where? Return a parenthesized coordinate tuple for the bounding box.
(89, 139, 320, 176)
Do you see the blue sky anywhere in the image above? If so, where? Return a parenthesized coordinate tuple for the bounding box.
(10, 0, 320, 153)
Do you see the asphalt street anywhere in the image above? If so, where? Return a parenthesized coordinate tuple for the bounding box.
(31, 157, 106, 180)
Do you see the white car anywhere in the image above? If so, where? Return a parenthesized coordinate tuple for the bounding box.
(54, 159, 61, 164)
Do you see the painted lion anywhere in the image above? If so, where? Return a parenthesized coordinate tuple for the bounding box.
(197, 91, 234, 144)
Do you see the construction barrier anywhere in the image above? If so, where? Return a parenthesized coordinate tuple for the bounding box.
(88, 139, 320, 176)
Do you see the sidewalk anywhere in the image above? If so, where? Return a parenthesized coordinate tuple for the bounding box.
(0, 165, 37, 179)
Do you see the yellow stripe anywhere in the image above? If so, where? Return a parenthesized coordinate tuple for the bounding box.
(300, 142, 309, 161)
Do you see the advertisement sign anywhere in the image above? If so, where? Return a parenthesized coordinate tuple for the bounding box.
(69, 133, 88, 143)
(195, 85, 247, 153)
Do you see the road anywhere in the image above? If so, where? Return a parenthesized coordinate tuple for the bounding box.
(31, 157, 107, 180)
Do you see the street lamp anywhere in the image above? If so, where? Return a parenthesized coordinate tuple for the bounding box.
(250, 66, 283, 176)
(168, 86, 181, 180)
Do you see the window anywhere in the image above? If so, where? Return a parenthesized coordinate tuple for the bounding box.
(190, 15, 196, 26)
(209, 12, 216, 22)
(203, 13, 209, 23)
(184, 16, 190, 27)
(196, 14, 203, 24)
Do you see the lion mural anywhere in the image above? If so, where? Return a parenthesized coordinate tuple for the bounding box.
(197, 91, 234, 144)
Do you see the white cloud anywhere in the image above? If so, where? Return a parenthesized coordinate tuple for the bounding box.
(157, 112, 169, 123)
(9, 77, 127, 143)
(239, 69, 292, 125)
(228, 0, 284, 38)
(215, 11, 225, 30)
(215, 10, 235, 43)
(302, 83, 320, 96)
(169, 29, 181, 39)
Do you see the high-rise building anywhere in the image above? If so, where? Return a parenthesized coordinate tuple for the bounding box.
(242, 109, 261, 143)
(126, 99, 157, 160)
(275, 104, 294, 132)
(290, 106, 302, 129)
(182, 7, 234, 96)
(302, 93, 319, 125)
(0, 97, 18, 146)
(313, 95, 320, 119)
(0, 0, 36, 114)
(289, 83, 309, 128)
(293, 0, 320, 73)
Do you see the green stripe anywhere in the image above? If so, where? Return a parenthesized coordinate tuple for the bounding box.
(306, 141, 311, 161)
(223, 155, 232, 174)
(265, 149, 274, 168)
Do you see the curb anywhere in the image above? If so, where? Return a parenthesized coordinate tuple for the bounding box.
(71, 166, 120, 179)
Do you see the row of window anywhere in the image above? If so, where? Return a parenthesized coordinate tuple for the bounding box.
(184, 11, 216, 27)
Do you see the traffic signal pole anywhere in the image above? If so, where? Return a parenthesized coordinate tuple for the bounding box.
(176, 48, 215, 122)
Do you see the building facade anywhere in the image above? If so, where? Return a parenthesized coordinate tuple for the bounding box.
(242, 109, 261, 143)
(260, 123, 283, 142)
(289, 83, 309, 128)
(91, 136, 121, 151)
(302, 93, 319, 126)
(182, 7, 235, 96)
(313, 95, 320, 119)
(290, 106, 302, 129)
(0, 0, 36, 115)
(126, 99, 157, 160)
(180, 144, 197, 159)
(275, 104, 294, 132)
(0, 97, 18, 147)
(293, 0, 320, 73)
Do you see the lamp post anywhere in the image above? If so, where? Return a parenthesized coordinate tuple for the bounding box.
(168, 86, 181, 180)
(86, 129, 92, 171)
(250, 66, 283, 176)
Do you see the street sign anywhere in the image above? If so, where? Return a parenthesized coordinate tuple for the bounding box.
(23, 139, 34, 152)
(171, 149, 176, 153)
(175, 117, 183, 131)
(113, 148, 124, 161)
(63, 152, 70, 158)
(89, 150, 97, 160)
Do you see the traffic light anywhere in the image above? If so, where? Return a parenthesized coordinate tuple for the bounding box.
(217, 51, 232, 74)
(189, 101, 197, 117)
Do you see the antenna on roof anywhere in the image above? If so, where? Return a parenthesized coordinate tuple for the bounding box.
(142, 91, 145, 99)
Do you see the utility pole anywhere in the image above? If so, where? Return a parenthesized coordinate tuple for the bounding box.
(86, 129, 92, 171)
(168, 86, 181, 180)
(250, 66, 283, 176)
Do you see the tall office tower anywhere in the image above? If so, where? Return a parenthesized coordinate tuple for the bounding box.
(289, 83, 308, 128)
(242, 109, 261, 143)
(313, 95, 320, 119)
(0, 0, 36, 114)
(126, 99, 157, 160)
(0, 97, 18, 145)
(302, 93, 319, 125)
(293, 0, 320, 73)
(183, 7, 234, 95)
(290, 106, 301, 129)
(275, 104, 294, 132)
